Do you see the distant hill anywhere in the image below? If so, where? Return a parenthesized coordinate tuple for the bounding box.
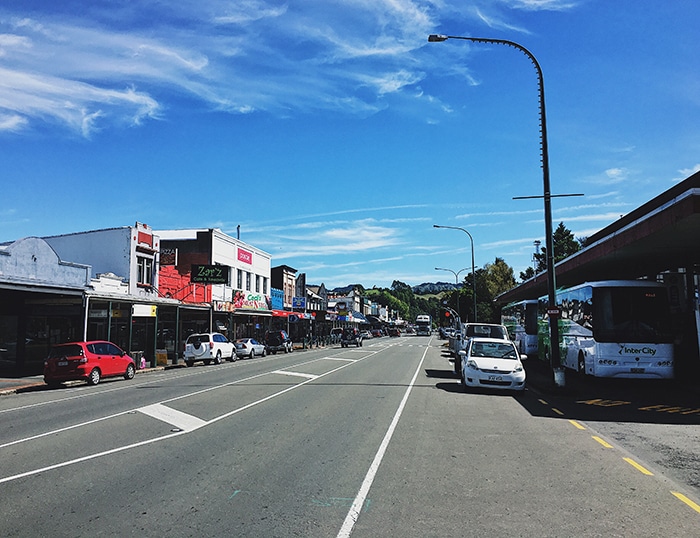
(327, 282, 460, 295)
(412, 282, 462, 295)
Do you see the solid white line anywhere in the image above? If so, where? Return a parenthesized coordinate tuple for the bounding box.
(1, 348, 390, 484)
(138, 403, 207, 431)
(274, 370, 320, 380)
(336, 345, 429, 538)
(0, 430, 185, 484)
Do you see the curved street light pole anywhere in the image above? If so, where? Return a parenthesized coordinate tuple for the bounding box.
(433, 225, 477, 323)
(435, 266, 469, 321)
(429, 34, 562, 386)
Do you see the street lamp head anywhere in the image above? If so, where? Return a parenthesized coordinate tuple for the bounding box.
(428, 34, 448, 42)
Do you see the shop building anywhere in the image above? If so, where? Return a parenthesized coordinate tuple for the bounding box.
(0, 237, 90, 374)
(156, 228, 272, 342)
(43, 222, 187, 368)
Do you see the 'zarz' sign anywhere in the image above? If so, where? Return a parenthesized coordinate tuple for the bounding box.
(191, 264, 229, 284)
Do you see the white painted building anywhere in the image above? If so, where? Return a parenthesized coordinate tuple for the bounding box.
(43, 222, 160, 299)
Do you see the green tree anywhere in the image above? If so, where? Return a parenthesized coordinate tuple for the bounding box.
(519, 266, 536, 282)
(459, 257, 516, 323)
(522, 222, 582, 276)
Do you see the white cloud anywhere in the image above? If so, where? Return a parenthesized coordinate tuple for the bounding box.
(674, 163, 700, 182)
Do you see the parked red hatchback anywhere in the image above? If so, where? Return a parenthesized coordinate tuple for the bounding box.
(44, 341, 136, 386)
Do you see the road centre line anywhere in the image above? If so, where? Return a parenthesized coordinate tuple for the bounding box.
(0, 348, 386, 484)
(337, 343, 430, 538)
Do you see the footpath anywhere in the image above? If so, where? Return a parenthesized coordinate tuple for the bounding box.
(0, 341, 326, 396)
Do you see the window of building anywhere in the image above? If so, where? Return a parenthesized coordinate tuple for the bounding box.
(237, 269, 243, 290)
(263, 277, 268, 295)
(255, 275, 260, 293)
(137, 256, 153, 286)
(246, 271, 251, 291)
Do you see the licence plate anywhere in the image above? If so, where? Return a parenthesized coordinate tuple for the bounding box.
(630, 368, 645, 374)
(488, 375, 503, 381)
(58, 361, 68, 367)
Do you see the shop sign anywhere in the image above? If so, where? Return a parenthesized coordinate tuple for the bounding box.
(132, 304, 157, 317)
(160, 248, 177, 265)
(191, 264, 229, 284)
(237, 248, 253, 264)
(292, 296, 306, 309)
(214, 291, 270, 312)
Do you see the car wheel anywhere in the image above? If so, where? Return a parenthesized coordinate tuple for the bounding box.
(88, 368, 101, 386)
(262, 348, 267, 357)
(214, 351, 222, 365)
(185, 360, 194, 367)
(249, 350, 255, 359)
(124, 364, 135, 380)
(271, 349, 277, 355)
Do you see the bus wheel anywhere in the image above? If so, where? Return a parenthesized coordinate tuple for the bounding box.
(577, 353, 587, 376)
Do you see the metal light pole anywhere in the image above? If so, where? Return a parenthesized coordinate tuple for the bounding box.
(434, 224, 477, 323)
(429, 34, 563, 387)
(435, 266, 469, 321)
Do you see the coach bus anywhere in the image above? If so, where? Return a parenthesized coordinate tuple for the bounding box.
(538, 280, 674, 379)
(501, 300, 539, 357)
(415, 315, 432, 336)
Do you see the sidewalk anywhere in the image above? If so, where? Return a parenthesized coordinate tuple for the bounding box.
(0, 364, 182, 396)
(0, 345, 324, 396)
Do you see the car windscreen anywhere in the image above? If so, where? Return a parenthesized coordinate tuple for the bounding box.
(466, 325, 507, 339)
(470, 342, 518, 359)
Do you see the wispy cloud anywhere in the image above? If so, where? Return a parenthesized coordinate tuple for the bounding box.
(674, 163, 700, 182)
(0, 1, 440, 136)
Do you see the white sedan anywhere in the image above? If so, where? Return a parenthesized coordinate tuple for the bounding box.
(235, 338, 267, 359)
(460, 337, 526, 391)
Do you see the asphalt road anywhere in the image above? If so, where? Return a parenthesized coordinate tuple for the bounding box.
(1, 336, 699, 537)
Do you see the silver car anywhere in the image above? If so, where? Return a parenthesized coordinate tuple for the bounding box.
(235, 338, 267, 359)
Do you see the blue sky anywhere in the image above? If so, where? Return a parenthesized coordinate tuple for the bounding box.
(1, 1, 698, 289)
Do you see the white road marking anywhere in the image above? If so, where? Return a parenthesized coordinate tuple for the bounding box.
(273, 370, 320, 380)
(0, 348, 388, 484)
(337, 344, 429, 538)
(138, 403, 206, 431)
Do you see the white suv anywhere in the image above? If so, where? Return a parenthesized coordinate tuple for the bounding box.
(183, 332, 235, 367)
(454, 323, 510, 376)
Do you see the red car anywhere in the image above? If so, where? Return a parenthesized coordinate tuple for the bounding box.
(44, 341, 136, 386)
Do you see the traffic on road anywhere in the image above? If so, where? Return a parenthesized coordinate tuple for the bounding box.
(1, 334, 699, 537)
